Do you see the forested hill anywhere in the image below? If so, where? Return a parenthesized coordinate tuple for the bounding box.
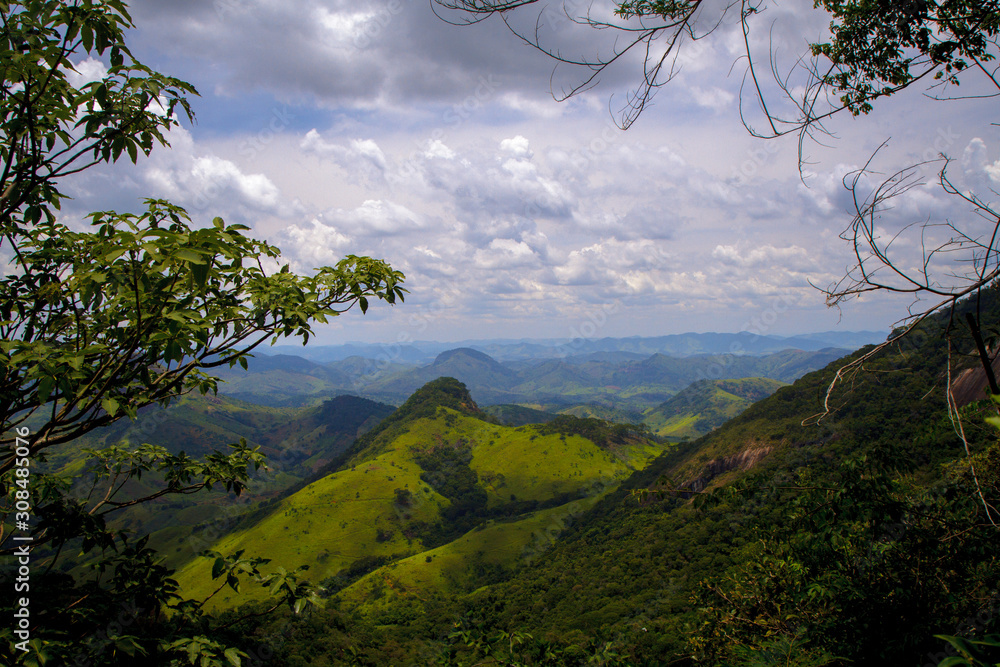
(642, 376, 787, 439)
(221, 293, 1000, 665)
(172, 377, 669, 614)
(441, 294, 1000, 664)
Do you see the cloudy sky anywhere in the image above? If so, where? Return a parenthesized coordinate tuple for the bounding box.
(59, 0, 1000, 344)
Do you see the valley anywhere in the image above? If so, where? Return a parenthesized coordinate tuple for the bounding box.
(35, 333, 858, 591)
(210, 334, 856, 424)
(8, 2, 1000, 664)
(11, 323, 1000, 666)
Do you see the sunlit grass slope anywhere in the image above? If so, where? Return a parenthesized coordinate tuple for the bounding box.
(173, 443, 442, 609)
(643, 377, 786, 439)
(174, 378, 668, 611)
(337, 494, 606, 619)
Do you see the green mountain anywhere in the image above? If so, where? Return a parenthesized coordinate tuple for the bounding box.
(42, 393, 395, 573)
(204, 301, 997, 666)
(643, 377, 787, 439)
(210, 353, 355, 407)
(369, 347, 849, 409)
(52, 392, 393, 475)
(173, 378, 669, 613)
(607, 348, 844, 389)
(370, 348, 522, 403)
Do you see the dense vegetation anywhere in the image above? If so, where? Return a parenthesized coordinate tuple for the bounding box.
(3, 1, 999, 665)
(7, 300, 997, 665)
(201, 290, 1000, 666)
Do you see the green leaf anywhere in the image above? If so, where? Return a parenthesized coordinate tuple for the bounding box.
(174, 248, 207, 264)
(37, 376, 55, 404)
(101, 397, 120, 417)
(103, 247, 127, 263)
(190, 259, 210, 289)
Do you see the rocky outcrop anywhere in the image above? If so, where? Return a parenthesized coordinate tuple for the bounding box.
(682, 445, 773, 494)
(950, 353, 1000, 407)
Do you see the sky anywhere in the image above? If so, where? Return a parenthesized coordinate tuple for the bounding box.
(56, 0, 1000, 344)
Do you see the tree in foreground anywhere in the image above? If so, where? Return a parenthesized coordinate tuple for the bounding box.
(0, 1, 404, 664)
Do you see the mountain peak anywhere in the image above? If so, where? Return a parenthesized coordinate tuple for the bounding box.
(402, 376, 482, 416)
(337, 377, 483, 467)
(433, 347, 507, 370)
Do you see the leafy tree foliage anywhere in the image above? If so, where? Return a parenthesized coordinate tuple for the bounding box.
(0, 1, 403, 663)
(692, 443, 1000, 665)
(413, 442, 488, 523)
(811, 0, 1000, 115)
(434, 0, 999, 132)
(1, 201, 403, 461)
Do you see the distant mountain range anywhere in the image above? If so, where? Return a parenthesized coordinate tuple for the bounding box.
(214, 344, 854, 411)
(267, 330, 887, 364)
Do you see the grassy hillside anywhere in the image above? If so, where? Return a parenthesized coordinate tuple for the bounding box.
(173, 378, 669, 613)
(335, 495, 607, 622)
(643, 377, 786, 439)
